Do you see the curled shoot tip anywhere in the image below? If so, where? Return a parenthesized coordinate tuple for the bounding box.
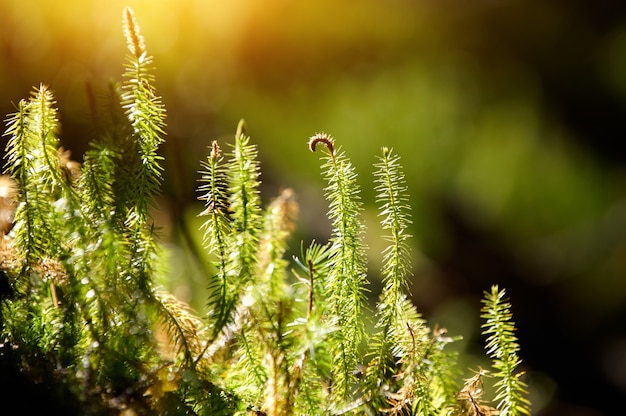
(308, 133, 335, 155)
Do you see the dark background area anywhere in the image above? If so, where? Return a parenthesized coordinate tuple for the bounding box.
(2, 0, 626, 414)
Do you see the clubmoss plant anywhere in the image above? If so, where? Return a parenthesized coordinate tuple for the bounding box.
(481, 286, 531, 416)
(0, 8, 530, 416)
(308, 133, 368, 406)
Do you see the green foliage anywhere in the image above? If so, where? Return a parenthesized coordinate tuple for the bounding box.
(481, 286, 531, 416)
(361, 147, 460, 415)
(0, 8, 531, 416)
(308, 133, 368, 404)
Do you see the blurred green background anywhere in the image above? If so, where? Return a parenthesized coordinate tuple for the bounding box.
(2, 0, 626, 414)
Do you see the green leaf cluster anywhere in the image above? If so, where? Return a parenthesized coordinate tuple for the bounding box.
(0, 8, 531, 416)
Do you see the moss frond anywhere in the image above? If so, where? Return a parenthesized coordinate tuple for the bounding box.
(360, 147, 413, 412)
(153, 289, 206, 365)
(481, 286, 531, 416)
(310, 132, 368, 402)
(456, 368, 500, 416)
(3, 86, 64, 269)
(120, 7, 166, 229)
(79, 144, 118, 223)
(198, 120, 263, 339)
(198, 139, 234, 336)
(257, 188, 298, 300)
(228, 119, 262, 284)
(288, 246, 335, 415)
(369, 148, 413, 361)
(375, 147, 413, 298)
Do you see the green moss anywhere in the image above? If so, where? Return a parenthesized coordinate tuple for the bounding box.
(0, 8, 529, 416)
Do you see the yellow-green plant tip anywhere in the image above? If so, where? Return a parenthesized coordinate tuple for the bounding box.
(123, 7, 146, 59)
(236, 118, 247, 137)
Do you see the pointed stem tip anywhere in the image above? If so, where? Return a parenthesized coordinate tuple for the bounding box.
(236, 119, 247, 137)
(123, 7, 146, 58)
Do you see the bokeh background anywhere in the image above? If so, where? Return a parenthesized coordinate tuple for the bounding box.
(2, 0, 626, 414)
